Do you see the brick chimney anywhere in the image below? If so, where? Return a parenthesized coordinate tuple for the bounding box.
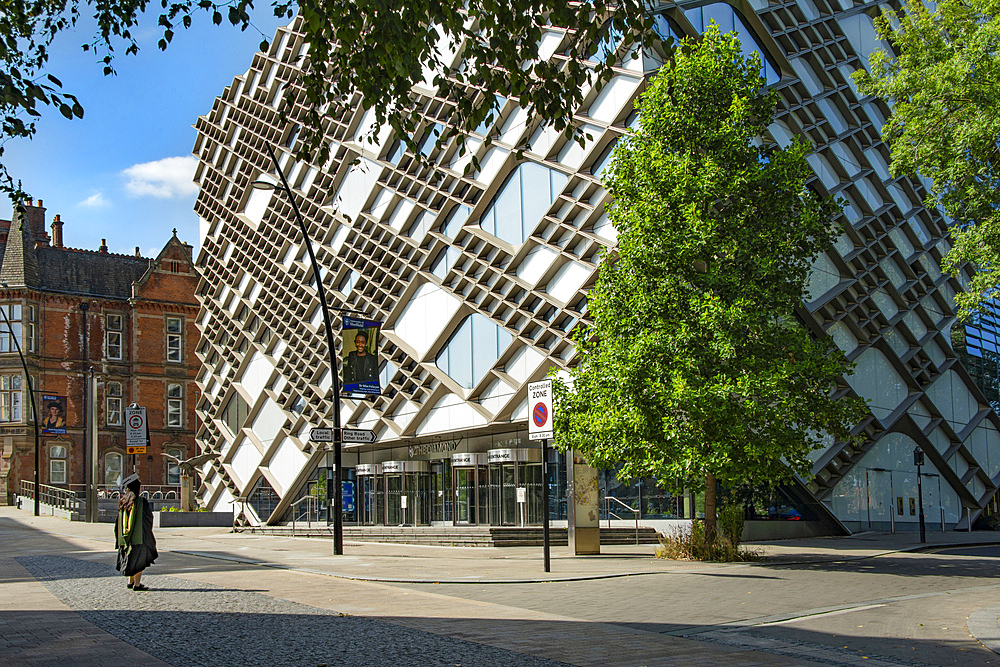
(51, 215, 64, 248)
(99, 238, 108, 253)
(23, 199, 50, 247)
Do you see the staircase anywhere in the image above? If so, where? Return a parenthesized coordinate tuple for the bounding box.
(244, 524, 661, 547)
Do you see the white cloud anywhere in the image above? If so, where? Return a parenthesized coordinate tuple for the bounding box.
(122, 156, 199, 199)
(78, 192, 109, 208)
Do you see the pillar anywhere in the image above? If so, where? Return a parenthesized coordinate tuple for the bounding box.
(566, 449, 600, 555)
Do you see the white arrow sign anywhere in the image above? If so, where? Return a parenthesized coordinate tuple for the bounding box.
(342, 428, 377, 444)
(310, 428, 334, 443)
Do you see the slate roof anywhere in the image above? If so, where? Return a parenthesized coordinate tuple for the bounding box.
(35, 246, 151, 299)
(0, 211, 151, 298)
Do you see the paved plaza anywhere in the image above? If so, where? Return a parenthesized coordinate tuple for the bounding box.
(2, 507, 1000, 665)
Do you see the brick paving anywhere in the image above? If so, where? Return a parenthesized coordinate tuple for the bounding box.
(3, 507, 1000, 665)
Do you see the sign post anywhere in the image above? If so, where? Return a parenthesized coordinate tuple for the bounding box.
(528, 379, 554, 572)
(914, 446, 926, 543)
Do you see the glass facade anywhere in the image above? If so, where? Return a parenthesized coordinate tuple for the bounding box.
(192, 2, 1000, 532)
(479, 163, 568, 245)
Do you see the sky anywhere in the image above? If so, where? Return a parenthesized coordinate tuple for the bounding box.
(2, 9, 288, 258)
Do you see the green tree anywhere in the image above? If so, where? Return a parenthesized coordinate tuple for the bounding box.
(0, 0, 668, 198)
(853, 0, 1000, 316)
(552, 26, 865, 539)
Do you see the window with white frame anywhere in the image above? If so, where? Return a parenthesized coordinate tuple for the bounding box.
(26, 305, 36, 353)
(104, 451, 123, 487)
(0, 303, 22, 353)
(166, 446, 184, 485)
(0, 373, 22, 422)
(166, 317, 183, 362)
(167, 383, 183, 427)
(50, 445, 67, 484)
(106, 381, 123, 426)
(105, 314, 123, 360)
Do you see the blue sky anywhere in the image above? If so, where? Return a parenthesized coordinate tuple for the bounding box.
(2, 10, 287, 258)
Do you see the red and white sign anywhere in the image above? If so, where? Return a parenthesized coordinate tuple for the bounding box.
(527, 379, 553, 441)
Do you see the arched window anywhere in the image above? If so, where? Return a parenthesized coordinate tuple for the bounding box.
(104, 451, 123, 488)
(50, 445, 67, 485)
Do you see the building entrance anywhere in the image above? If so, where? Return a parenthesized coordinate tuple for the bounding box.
(487, 448, 543, 526)
(451, 453, 487, 525)
(356, 463, 381, 525)
(383, 460, 432, 526)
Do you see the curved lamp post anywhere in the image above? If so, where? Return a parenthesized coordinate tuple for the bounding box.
(0, 283, 40, 516)
(252, 143, 345, 555)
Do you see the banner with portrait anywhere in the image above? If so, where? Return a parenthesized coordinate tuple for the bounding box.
(41, 393, 67, 435)
(341, 316, 382, 396)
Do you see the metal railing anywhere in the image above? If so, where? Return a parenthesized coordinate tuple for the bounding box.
(20, 480, 81, 513)
(66, 484, 180, 500)
(604, 495, 640, 544)
(290, 495, 318, 536)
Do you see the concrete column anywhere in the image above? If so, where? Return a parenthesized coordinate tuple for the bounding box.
(566, 449, 600, 555)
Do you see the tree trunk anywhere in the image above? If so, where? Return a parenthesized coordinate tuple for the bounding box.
(704, 472, 717, 544)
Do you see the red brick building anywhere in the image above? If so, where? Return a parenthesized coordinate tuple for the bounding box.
(0, 200, 200, 503)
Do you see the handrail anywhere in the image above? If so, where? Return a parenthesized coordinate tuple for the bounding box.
(20, 480, 81, 513)
(604, 495, 640, 545)
(290, 495, 318, 536)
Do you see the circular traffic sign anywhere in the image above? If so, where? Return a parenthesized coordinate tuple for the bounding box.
(532, 402, 548, 428)
(128, 414, 144, 429)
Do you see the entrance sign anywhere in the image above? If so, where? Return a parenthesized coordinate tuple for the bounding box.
(342, 316, 382, 396)
(527, 379, 553, 440)
(125, 405, 148, 448)
(310, 427, 334, 443)
(342, 428, 377, 444)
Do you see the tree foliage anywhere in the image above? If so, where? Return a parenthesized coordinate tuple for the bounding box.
(853, 0, 1000, 317)
(0, 0, 668, 199)
(553, 27, 865, 511)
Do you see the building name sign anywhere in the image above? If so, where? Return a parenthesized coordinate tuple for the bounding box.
(408, 440, 460, 458)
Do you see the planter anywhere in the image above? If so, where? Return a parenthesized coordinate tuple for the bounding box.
(154, 511, 232, 528)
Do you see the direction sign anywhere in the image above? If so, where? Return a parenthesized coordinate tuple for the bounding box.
(342, 428, 377, 444)
(527, 379, 553, 440)
(125, 405, 148, 448)
(310, 427, 334, 443)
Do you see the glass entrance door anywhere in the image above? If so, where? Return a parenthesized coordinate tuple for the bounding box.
(385, 474, 404, 525)
(454, 467, 479, 524)
(486, 448, 544, 526)
(358, 475, 380, 525)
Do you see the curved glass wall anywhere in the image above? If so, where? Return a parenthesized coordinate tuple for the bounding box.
(684, 3, 780, 85)
(436, 314, 513, 389)
(479, 162, 568, 245)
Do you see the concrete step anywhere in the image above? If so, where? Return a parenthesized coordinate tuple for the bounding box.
(245, 524, 661, 547)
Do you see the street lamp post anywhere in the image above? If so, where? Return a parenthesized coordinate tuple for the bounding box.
(254, 142, 345, 555)
(0, 287, 39, 516)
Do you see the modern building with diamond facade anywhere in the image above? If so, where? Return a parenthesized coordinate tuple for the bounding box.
(192, 0, 1000, 532)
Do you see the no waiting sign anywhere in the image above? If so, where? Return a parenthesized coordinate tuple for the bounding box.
(527, 379, 553, 441)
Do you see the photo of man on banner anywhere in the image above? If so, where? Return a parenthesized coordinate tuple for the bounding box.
(341, 316, 381, 395)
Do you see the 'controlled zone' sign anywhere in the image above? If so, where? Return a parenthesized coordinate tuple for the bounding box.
(527, 379, 553, 441)
(125, 405, 148, 454)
